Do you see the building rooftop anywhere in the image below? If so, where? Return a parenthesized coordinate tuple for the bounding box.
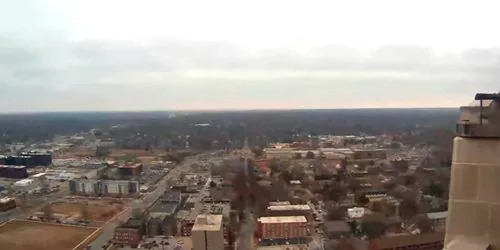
(121, 218, 143, 229)
(258, 216, 307, 224)
(267, 204, 311, 211)
(323, 220, 351, 234)
(269, 201, 291, 206)
(161, 191, 182, 203)
(0, 197, 14, 203)
(31, 173, 46, 178)
(191, 214, 223, 231)
(149, 200, 179, 215)
(427, 211, 448, 220)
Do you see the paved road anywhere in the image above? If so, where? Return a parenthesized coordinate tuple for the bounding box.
(89, 165, 184, 250)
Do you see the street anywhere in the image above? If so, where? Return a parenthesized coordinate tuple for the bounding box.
(88, 164, 184, 250)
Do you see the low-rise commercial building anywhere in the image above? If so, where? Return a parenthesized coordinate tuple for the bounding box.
(114, 218, 145, 248)
(13, 179, 40, 192)
(0, 197, 16, 212)
(0, 165, 29, 179)
(257, 216, 309, 245)
(192, 214, 224, 250)
(426, 211, 447, 231)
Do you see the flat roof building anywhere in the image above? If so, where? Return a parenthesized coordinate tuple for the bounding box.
(191, 214, 224, 250)
(257, 216, 309, 244)
(258, 216, 307, 224)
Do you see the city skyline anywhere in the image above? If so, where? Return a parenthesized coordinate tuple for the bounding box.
(1, 0, 499, 112)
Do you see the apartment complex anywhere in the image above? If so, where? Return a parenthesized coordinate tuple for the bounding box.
(68, 179, 140, 197)
(257, 216, 309, 245)
(191, 214, 224, 250)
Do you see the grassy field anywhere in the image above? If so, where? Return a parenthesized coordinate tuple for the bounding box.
(0, 220, 97, 250)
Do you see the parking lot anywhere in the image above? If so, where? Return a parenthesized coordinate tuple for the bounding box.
(118, 236, 192, 250)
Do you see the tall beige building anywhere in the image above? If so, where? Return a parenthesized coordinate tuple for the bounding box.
(444, 93, 500, 249)
(192, 214, 224, 250)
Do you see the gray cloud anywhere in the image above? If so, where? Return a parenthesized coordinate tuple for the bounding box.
(1, 34, 500, 112)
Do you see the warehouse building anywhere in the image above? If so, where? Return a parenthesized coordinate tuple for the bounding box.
(20, 152, 52, 166)
(0, 152, 52, 167)
(257, 216, 309, 245)
(68, 179, 140, 197)
(0, 165, 29, 179)
(191, 214, 224, 250)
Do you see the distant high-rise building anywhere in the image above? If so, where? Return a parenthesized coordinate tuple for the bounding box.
(444, 92, 500, 249)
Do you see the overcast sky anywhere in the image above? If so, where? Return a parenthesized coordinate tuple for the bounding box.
(0, 0, 499, 112)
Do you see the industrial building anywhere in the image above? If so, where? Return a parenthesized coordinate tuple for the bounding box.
(0, 197, 16, 212)
(114, 218, 145, 248)
(257, 216, 309, 245)
(191, 214, 224, 250)
(68, 179, 140, 197)
(0, 165, 29, 179)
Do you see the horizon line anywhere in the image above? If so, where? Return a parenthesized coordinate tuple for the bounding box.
(0, 106, 459, 115)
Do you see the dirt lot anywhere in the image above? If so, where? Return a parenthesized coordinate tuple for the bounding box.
(0, 220, 97, 250)
(35, 201, 124, 222)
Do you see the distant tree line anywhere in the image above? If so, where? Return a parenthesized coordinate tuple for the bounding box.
(0, 109, 459, 151)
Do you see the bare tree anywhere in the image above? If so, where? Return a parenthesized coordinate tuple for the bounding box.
(399, 198, 419, 220)
(306, 151, 315, 159)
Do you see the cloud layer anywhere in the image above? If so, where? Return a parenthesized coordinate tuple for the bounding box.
(1, 34, 499, 112)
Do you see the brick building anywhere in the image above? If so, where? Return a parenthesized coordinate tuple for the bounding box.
(257, 216, 309, 245)
(114, 218, 145, 248)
